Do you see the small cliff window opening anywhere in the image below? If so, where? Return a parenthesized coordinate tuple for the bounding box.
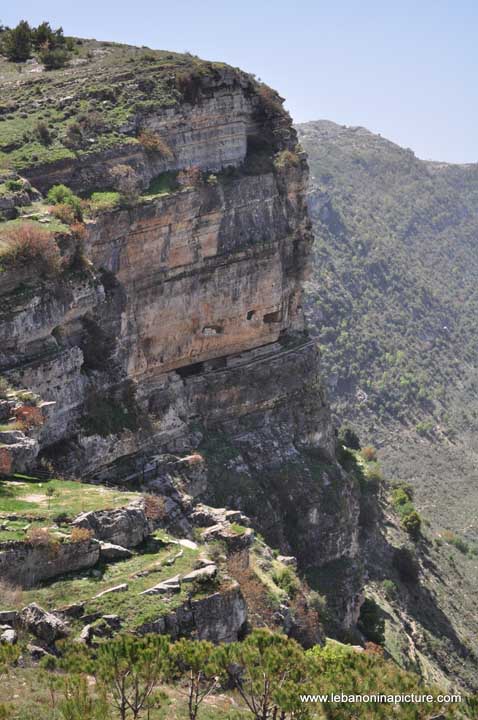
(176, 362, 204, 378)
(263, 310, 282, 324)
(247, 310, 256, 320)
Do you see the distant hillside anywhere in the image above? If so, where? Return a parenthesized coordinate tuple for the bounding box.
(297, 120, 478, 542)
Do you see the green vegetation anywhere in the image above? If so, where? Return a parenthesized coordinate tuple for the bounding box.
(143, 171, 179, 197)
(357, 597, 385, 644)
(0, 20, 73, 65)
(47, 184, 82, 221)
(0, 36, 254, 174)
(0, 475, 139, 527)
(0, 221, 62, 275)
(1, 631, 473, 719)
(298, 120, 478, 431)
(86, 191, 121, 213)
(441, 530, 472, 555)
(80, 394, 139, 437)
(391, 484, 422, 540)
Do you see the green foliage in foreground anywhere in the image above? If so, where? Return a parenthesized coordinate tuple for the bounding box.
(0, 630, 474, 719)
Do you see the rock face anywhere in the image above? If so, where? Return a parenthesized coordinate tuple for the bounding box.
(72, 505, 151, 548)
(0, 49, 361, 626)
(138, 584, 247, 643)
(20, 603, 69, 644)
(0, 539, 100, 589)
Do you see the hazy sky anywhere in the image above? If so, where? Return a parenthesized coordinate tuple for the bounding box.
(2, 1, 476, 163)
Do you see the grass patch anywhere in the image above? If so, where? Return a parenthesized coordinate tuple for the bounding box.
(12, 539, 201, 630)
(0, 477, 140, 521)
(143, 171, 179, 197)
(86, 190, 121, 213)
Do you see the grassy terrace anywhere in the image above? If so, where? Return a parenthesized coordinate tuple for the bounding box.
(0, 38, 232, 174)
(7, 533, 204, 631)
(0, 475, 140, 540)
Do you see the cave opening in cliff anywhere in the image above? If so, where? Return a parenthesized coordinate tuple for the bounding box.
(176, 361, 205, 378)
(263, 310, 282, 324)
(247, 310, 256, 320)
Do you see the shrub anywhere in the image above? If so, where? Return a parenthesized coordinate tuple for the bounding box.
(26, 526, 57, 547)
(5, 179, 23, 192)
(257, 84, 284, 116)
(338, 425, 361, 450)
(271, 566, 300, 598)
(402, 510, 422, 540)
(138, 130, 173, 158)
(0, 223, 62, 275)
(382, 579, 397, 601)
(365, 463, 383, 488)
(34, 120, 52, 145)
(176, 70, 202, 104)
(273, 149, 300, 171)
(143, 494, 166, 521)
(47, 185, 72, 205)
(39, 47, 69, 69)
(308, 590, 327, 614)
(47, 184, 82, 220)
(0, 579, 23, 608)
(442, 530, 470, 554)
(358, 598, 384, 644)
(77, 111, 106, 135)
(50, 203, 76, 224)
(361, 446, 377, 462)
(63, 121, 83, 149)
(393, 546, 420, 583)
(14, 404, 43, 429)
(0, 377, 11, 399)
(70, 526, 94, 543)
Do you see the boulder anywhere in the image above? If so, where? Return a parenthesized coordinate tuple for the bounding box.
(182, 564, 217, 583)
(52, 603, 85, 619)
(190, 504, 250, 528)
(0, 627, 17, 644)
(72, 504, 151, 548)
(93, 583, 128, 599)
(102, 614, 121, 630)
(201, 524, 254, 552)
(277, 555, 297, 568)
(78, 615, 121, 645)
(140, 575, 181, 595)
(20, 603, 69, 644)
(99, 542, 133, 561)
(196, 557, 216, 568)
(27, 643, 51, 661)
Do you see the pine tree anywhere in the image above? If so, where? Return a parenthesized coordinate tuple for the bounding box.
(3, 20, 31, 62)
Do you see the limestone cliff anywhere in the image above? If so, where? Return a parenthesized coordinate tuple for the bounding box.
(0, 41, 361, 626)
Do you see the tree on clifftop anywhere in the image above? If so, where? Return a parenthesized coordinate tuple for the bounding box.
(2, 20, 32, 62)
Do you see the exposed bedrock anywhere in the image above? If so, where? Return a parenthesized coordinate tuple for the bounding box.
(0, 71, 361, 625)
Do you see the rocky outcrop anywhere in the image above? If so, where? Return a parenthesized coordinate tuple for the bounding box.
(138, 583, 247, 643)
(72, 504, 151, 548)
(20, 603, 69, 644)
(0, 539, 100, 589)
(99, 541, 133, 561)
(0, 48, 361, 628)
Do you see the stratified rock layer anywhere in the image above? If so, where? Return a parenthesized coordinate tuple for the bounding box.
(0, 56, 360, 624)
